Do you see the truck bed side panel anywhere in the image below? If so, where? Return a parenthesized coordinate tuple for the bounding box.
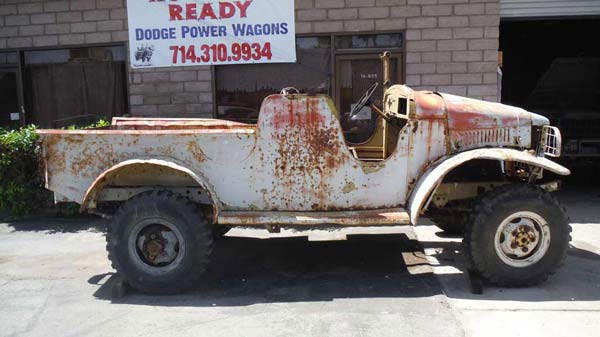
(41, 95, 412, 211)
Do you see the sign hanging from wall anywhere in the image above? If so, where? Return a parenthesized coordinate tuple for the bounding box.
(126, 0, 296, 68)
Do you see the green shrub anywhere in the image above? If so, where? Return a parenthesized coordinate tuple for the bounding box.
(0, 125, 50, 216)
(64, 119, 110, 130)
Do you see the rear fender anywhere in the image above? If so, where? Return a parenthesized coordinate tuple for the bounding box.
(81, 159, 220, 221)
(407, 148, 570, 225)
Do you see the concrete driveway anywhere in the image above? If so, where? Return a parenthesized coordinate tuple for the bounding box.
(0, 187, 598, 337)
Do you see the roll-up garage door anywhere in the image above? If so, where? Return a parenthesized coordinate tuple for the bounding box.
(501, 0, 600, 18)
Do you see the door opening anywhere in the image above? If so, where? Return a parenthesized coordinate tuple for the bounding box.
(335, 53, 403, 162)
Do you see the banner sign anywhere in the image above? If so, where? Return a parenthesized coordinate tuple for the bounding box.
(126, 0, 296, 68)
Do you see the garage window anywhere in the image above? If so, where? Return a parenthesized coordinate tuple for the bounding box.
(22, 46, 128, 128)
(215, 33, 404, 125)
(215, 37, 331, 124)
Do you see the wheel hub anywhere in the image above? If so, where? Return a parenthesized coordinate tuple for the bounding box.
(494, 211, 551, 268)
(145, 239, 164, 261)
(509, 224, 538, 254)
(136, 225, 180, 267)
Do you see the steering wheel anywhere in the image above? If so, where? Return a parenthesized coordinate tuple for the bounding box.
(280, 87, 300, 95)
(349, 82, 379, 119)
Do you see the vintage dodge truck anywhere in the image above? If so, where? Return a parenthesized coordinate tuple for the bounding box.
(38, 63, 571, 293)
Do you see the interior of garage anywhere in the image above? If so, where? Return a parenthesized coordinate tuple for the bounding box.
(500, 18, 600, 184)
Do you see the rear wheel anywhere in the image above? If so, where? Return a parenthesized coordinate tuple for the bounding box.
(464, 184, 570, 286)
(106, 190, 213, 294)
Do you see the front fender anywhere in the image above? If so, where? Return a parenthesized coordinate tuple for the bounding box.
(407, 148, 570, 225)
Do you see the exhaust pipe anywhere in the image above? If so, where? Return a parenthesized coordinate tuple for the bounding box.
(380, 51, 391, 92)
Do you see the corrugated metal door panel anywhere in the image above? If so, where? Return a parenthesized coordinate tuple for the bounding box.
(501, 0, 600, 18)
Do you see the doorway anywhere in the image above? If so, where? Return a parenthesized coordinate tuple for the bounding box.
(0, 52, 19, 128)
(500, 18, 600, 183)
(336, 54, 402, 144)
(335, 53, 403, 160)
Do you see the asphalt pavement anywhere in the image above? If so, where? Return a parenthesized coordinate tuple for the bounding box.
(0, 186, 598, 337)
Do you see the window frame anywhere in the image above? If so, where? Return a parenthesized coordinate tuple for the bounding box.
(1, 43, 130, 127)
(334, 52, 404, 118)
(0, 51, 24, 127)
(212, 30, 405, 118)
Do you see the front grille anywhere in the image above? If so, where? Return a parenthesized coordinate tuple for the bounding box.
(452, 128, 512, 149)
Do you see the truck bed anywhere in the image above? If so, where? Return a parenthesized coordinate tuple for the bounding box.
(37, 117, 257, 206)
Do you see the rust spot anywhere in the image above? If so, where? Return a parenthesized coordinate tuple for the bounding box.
(44, 134, 66, 173)
(362, 164, 383, 174)
(186, 140, 207, 162)
(264, 96, 347, 211)
(443, 94, 528, 131)
(415, 92, 446, 119)
(342, 182, 356, 194)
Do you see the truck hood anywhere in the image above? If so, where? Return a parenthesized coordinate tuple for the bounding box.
(440, 93, 541, 151)
(439, 93, 537, 131)
(410, 91, 544, 151)
(530, 112, 550, 126)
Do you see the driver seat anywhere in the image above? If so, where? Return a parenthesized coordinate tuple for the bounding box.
(346, 116, 401, 162)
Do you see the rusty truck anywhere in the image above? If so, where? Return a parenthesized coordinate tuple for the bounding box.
(38, 54, 571, 294)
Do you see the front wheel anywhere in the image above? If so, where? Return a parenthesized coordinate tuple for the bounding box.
(464, 184, 571, 286)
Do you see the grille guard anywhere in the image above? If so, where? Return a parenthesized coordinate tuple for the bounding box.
(538, 126, 562, 158)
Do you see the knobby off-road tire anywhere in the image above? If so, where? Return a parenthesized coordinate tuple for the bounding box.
(106, 190, 213, 294)
(464, 184, 571, 287)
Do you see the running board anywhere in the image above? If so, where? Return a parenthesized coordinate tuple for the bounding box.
(218, 208, 410, 226)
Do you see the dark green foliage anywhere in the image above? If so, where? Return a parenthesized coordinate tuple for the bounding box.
(0, 126, 49, 216)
